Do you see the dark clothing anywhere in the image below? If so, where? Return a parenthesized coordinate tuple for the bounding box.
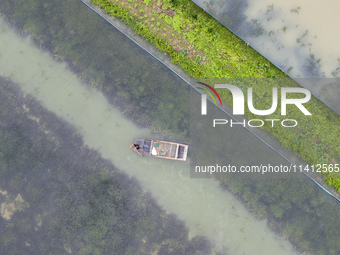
(134, 144, 140, 150)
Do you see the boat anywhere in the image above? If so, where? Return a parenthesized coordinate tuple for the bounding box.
(134, 138, 188, 161)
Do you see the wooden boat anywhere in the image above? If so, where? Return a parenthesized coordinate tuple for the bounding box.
(134, 138, 188, 161)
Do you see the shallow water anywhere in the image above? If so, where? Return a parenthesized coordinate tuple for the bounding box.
(246, 0, 340, 78)
(0, 189, 26, 221)
(0, 18, 303, 255)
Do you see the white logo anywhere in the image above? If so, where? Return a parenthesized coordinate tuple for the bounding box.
(201, 84, 311, 116)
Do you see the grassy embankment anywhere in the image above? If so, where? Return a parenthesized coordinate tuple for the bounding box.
(91, 0, 340, 193)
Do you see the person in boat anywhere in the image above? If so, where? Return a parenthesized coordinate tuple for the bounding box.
(130, 143, 143, 156)
(130, 143, 140, 150)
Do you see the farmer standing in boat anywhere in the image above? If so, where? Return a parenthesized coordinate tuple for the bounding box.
(130, 143, 143, 156)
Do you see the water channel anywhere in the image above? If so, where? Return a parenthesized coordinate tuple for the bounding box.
(0, 17, 303, 255)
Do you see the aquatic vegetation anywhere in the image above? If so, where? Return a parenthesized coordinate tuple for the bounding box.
(0, 80, 210, 254)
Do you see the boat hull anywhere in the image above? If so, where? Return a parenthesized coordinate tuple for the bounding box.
(134, 138, 188, 161)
